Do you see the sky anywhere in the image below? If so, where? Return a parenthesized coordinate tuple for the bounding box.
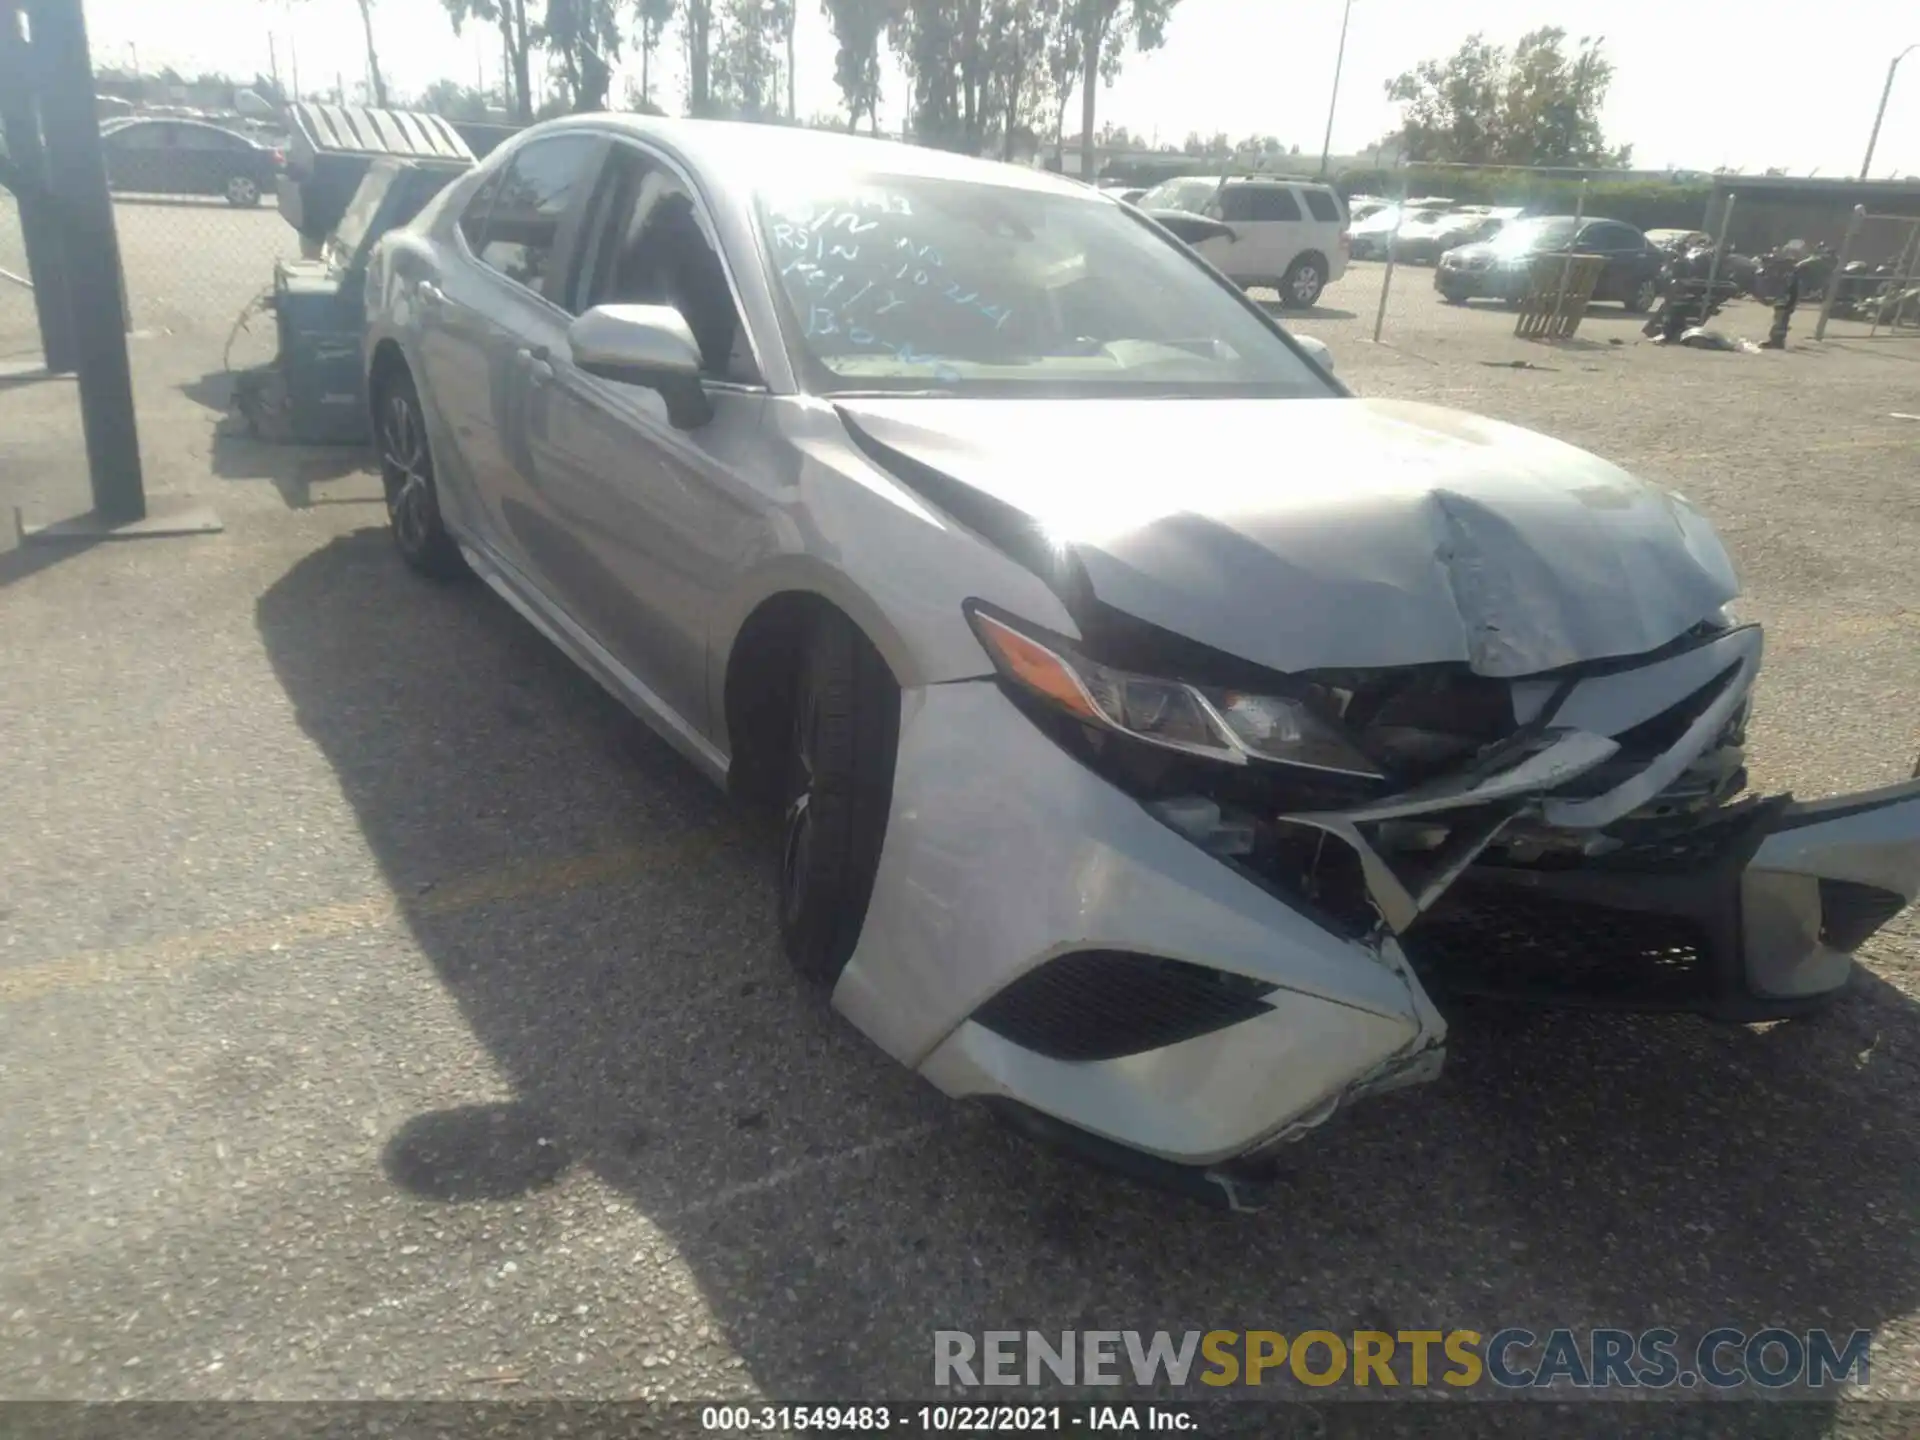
(87, 0, 1920, 178)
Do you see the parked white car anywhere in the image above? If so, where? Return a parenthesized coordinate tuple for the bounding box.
(1135, 175, 1349, 308)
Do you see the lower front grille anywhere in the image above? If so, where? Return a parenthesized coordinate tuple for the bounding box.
(1408, 884, 1716, 1006)
(1819, 879, 1909, 952)
(972, 950, 1277, 1062)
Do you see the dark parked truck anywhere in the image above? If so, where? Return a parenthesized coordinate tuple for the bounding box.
(277, 103, 473, 256)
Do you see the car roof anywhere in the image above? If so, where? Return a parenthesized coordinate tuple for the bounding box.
(519, 114, 1091, 201)
(102, 115, 258, 142)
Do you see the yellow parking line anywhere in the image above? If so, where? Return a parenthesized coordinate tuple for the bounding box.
(0, 832, 727, 1006)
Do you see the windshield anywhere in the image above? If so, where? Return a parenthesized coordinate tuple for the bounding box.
(1491, 217, 1577, 254)
(756, 172, 1331, 398)
(1135, 177, 1221, 215)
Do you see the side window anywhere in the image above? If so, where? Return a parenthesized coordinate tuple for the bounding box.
(1303, 189, 1342, 223)
(575, 145, 759, 385)
(116, 123, 176, 150)
(471, 135, 602, 295)
(1581, 222, 1636, 252)
(179, 125, 245, 151)
(457, 168, 504, 250)
(1248, 187, 1303, 222)
(1218, 185, 1259, 223)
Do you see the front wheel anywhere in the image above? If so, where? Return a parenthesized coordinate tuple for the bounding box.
(778, 614, 901, 985)
(1279, 255, 1326, 310)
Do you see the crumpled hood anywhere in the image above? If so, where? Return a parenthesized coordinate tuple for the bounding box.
(836, 395, 1740, 678)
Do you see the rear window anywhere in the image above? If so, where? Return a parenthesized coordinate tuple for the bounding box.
(1225, 185, 1301, 223)
(1303, 190, 1342, 223)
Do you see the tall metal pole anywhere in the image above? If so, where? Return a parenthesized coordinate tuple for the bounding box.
(1860, 44, 1917, 181)
(1371, 176, 1406, 343)
(26, 0, 145, 521)
(0, 0, 75, 371)
(1814, 205, 1866, 341)
(1318, 0, 1354, 180)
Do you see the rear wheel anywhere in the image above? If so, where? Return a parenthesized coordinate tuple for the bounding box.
(225, 174, 262, 207)
(376, 367, 466, 580)
(778, 614, 900, 985)
(1625, 276, 1659, 313)
(1279, 255, 1326, 310)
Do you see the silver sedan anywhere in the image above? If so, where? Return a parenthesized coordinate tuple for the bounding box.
(363, 116, 1920, 1205)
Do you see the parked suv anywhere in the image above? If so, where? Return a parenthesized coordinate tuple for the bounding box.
(1135, 175, 1348, 308)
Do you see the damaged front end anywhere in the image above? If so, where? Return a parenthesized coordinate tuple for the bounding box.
(968, 600, 1920, 1021)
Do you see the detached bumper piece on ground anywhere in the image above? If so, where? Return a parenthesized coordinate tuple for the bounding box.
(836, 622, 1920, 1206)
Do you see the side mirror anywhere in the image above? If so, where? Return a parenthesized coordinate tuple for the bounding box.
(566, 303, 713, 429)
(1294, 334, 1334, 374)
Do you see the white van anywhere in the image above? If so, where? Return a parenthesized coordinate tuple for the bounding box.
(1135, 175, 1350, 308)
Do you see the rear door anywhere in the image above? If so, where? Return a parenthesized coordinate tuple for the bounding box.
(412, 133, 606, 572)
(102, 120, 183, 194)
(174, 123, 252, 197)
(1576, 221, 1647, 299)
(1219, 182, 1303, 282)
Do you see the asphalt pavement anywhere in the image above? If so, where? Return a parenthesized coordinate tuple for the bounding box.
(1, 200, 1917, 1431)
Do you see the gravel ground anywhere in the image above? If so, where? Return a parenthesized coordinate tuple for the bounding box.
(1, 203, 1918, 1433)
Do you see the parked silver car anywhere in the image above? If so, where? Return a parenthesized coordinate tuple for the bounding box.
(363, 116, 1920, 1204)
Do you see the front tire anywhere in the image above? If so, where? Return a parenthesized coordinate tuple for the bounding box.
(375, 367, 466, 580)
(1279, 255, 1326, 310)
(778, 614, 900, 985)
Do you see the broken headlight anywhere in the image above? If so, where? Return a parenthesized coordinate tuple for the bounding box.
(966, 605, 1383, 778)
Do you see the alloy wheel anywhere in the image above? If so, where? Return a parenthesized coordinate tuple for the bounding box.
(779, 695, 817, 929)
(227, 175, 259, 206)
(381, 392, 432, 556)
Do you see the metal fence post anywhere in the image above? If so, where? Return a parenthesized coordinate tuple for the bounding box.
(1700, 192, 1734, 318)
(1870, 216, 1920, 338)
(1371, 176, 1406, 344)
(23, 0, 144, 522)
(1815, 205, 1866, 341)
(1548, 177, 1589, 333)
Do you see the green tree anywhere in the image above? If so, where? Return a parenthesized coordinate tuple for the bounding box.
(1387, 29, 1628, 168)
(443, 0, 536, 121)
(821, 0, 895, 133)
(543, 0, 622, 112)
(294, 2, 390, 108)
(355, 0, 390, 107)
(710, 0, 782, 118)
(1069, 0, 1180, 178)
(636, 0, 677, 111)
(683, 0, 716, 115)
(419, 79, 497, 119)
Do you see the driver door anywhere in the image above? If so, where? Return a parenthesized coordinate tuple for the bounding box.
(506, 141, 773, 736)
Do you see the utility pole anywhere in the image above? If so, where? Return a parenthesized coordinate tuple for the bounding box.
(1860, 43, 1917, 180)
(1318, 0, 1354, 179)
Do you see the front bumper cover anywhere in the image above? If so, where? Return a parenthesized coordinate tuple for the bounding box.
(833, 627, 1920, 1171)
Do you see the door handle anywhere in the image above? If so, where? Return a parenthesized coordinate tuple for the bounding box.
(518, 346, 553, 384)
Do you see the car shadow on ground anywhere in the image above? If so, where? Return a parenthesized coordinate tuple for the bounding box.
(256, 528, 1920, 1421)
(180, 368, 375, 507)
